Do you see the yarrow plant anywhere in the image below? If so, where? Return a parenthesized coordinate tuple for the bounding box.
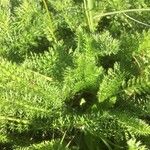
(0, 0, 150, 149)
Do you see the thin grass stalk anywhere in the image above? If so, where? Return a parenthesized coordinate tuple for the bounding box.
(94, 8, 150, 19)
(83, 0, 95, 32)
(123, 13, 150, 27)
(42, 0, 57, 43)
(87, 0, 94, 32)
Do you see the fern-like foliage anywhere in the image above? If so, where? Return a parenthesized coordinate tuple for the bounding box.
(0, 58, 64, 146)
(127, 138, 148, 150)
(0, 0, 150, 149)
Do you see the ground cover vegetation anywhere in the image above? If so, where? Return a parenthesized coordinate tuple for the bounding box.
(0, 0, 150, 149)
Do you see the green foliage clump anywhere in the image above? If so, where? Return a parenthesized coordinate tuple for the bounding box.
(0, 0, 150, 149)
